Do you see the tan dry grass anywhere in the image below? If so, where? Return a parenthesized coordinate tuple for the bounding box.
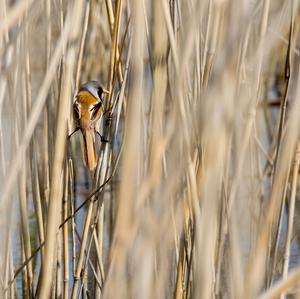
(1, 0, 300, 299)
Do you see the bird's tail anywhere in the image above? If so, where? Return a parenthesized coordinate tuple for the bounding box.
(81, 129, 97, 170)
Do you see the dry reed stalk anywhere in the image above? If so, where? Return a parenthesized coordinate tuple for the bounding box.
(224, 0, 271, 232)
(280, 142, 300, 298)
(202, 1, 222, 91)
(161, 0, 179, 72)
(0, 225, 13, 298)
(0, 0, 34, 38)
(174, 235, 185, 299)
(37, 2, 84, 296)
(107, 0, 122, 103)
(69, 159, 77, 277)
(71, 1, 122, 297)
(227, 207, 244, 299)
(80, 208, 105, 297)
(45, 0, 51, 69)
(24, 11, 46, 263)
(56, 225, 63, 299)
(105, 0, 124, 83)
(114, 44, 130, 138)
(103, 0, 144, 297)
(197, 3, 277, 296)
(41, 107, 50, 211)
(30, 148, 45, 257)
(201, 0, 212, 87)
(71, 145, 112, 297)
(0, 11, 73, 216)
(41, 0, 51, 215)
(20, 232, 28, 299)
(268, 5, 296, 285)
(258, 266, 300, 299)
(214, 180, 228, 297)
(8, 251, 15, 299)
(3, 235, 12, 299)
(95, 1, 127, 291)
(93, 149, 111, 298)
(270, 2, 293, 182)
(268, 168, 290, 286)
(93, 227, 105, 283)
(62, 161, 69, 299)
(68, 2, 90, 245)
(95, 198, 106, 299)
(73, 225, 103, 294)
(243, 36, 300, 299)
(71, 195, 95, 298)
(0, 0, 9, 43)
(71, 19, 121, 299)
(75, 0, 90, 92)
(17, 160, 33, 297)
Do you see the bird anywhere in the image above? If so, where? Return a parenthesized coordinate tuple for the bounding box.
(71, 80, 110, 170)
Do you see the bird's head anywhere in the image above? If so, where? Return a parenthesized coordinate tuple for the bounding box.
(79, 80, 110, 102)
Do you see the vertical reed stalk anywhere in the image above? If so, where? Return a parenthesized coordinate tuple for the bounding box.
(280, 142, 300, 298)
(37, 2, 84, 295)
(71, 197, 95, 298)
(63, 162, 69, 298)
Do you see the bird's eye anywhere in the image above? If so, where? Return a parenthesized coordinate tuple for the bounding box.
(97, 87, 103, 99)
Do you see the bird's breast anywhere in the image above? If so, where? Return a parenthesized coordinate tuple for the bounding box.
(74, 90, 100, 129)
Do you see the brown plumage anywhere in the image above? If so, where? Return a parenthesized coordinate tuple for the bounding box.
(72, 81, 109, 170)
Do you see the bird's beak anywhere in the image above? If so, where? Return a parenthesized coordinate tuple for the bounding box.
(102, 88, 110, 95)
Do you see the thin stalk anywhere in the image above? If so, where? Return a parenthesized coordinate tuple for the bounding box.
(106, 0, 122, 108)
(80, 213, 104, 298)
(69, 159, 77, 276)
(75, 0, 90, 91)
(31, 148, 45, 257)
(5, 153, 121, 291)
(201, 0, 212, 86)
(9, 250, 15, 299)
(37, 2, 84, 295)
(20, 232, 28, 299)
(5, 238, 12, 299)
(214, 182, 228, 297)
(71, 198, 95, 298)
(74, 228, 103, 290)
(105, 0, 124, 84)
(0, 0, 34, 38)
(0, 8, 73, 216)
(42, 107, 50, 212)
(271, 4, 293, 182)
(258, 267, 300, 299)
(45, 0, 51, 69)
(63, 162, 69, 299)
(268, 166, 290, 286)
(93, 228, 105, 284)
(18, 158, 33, 298)
(267, 0, 294, 285)
(17, 77, 33, 297)
(41, 0, 51, 215)
(280, 142, 300, 298)
(71, 145, 112, 297)
(95, 204, 105, 298)
(72, 149, 106, 298)
(174, 235, 185, 299)
(56, 227, 63, 299)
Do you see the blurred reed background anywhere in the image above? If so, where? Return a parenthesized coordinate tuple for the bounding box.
(1, 0, 300, 298)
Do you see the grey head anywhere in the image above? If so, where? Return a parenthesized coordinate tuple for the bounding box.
(79, 80, 109, 102)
